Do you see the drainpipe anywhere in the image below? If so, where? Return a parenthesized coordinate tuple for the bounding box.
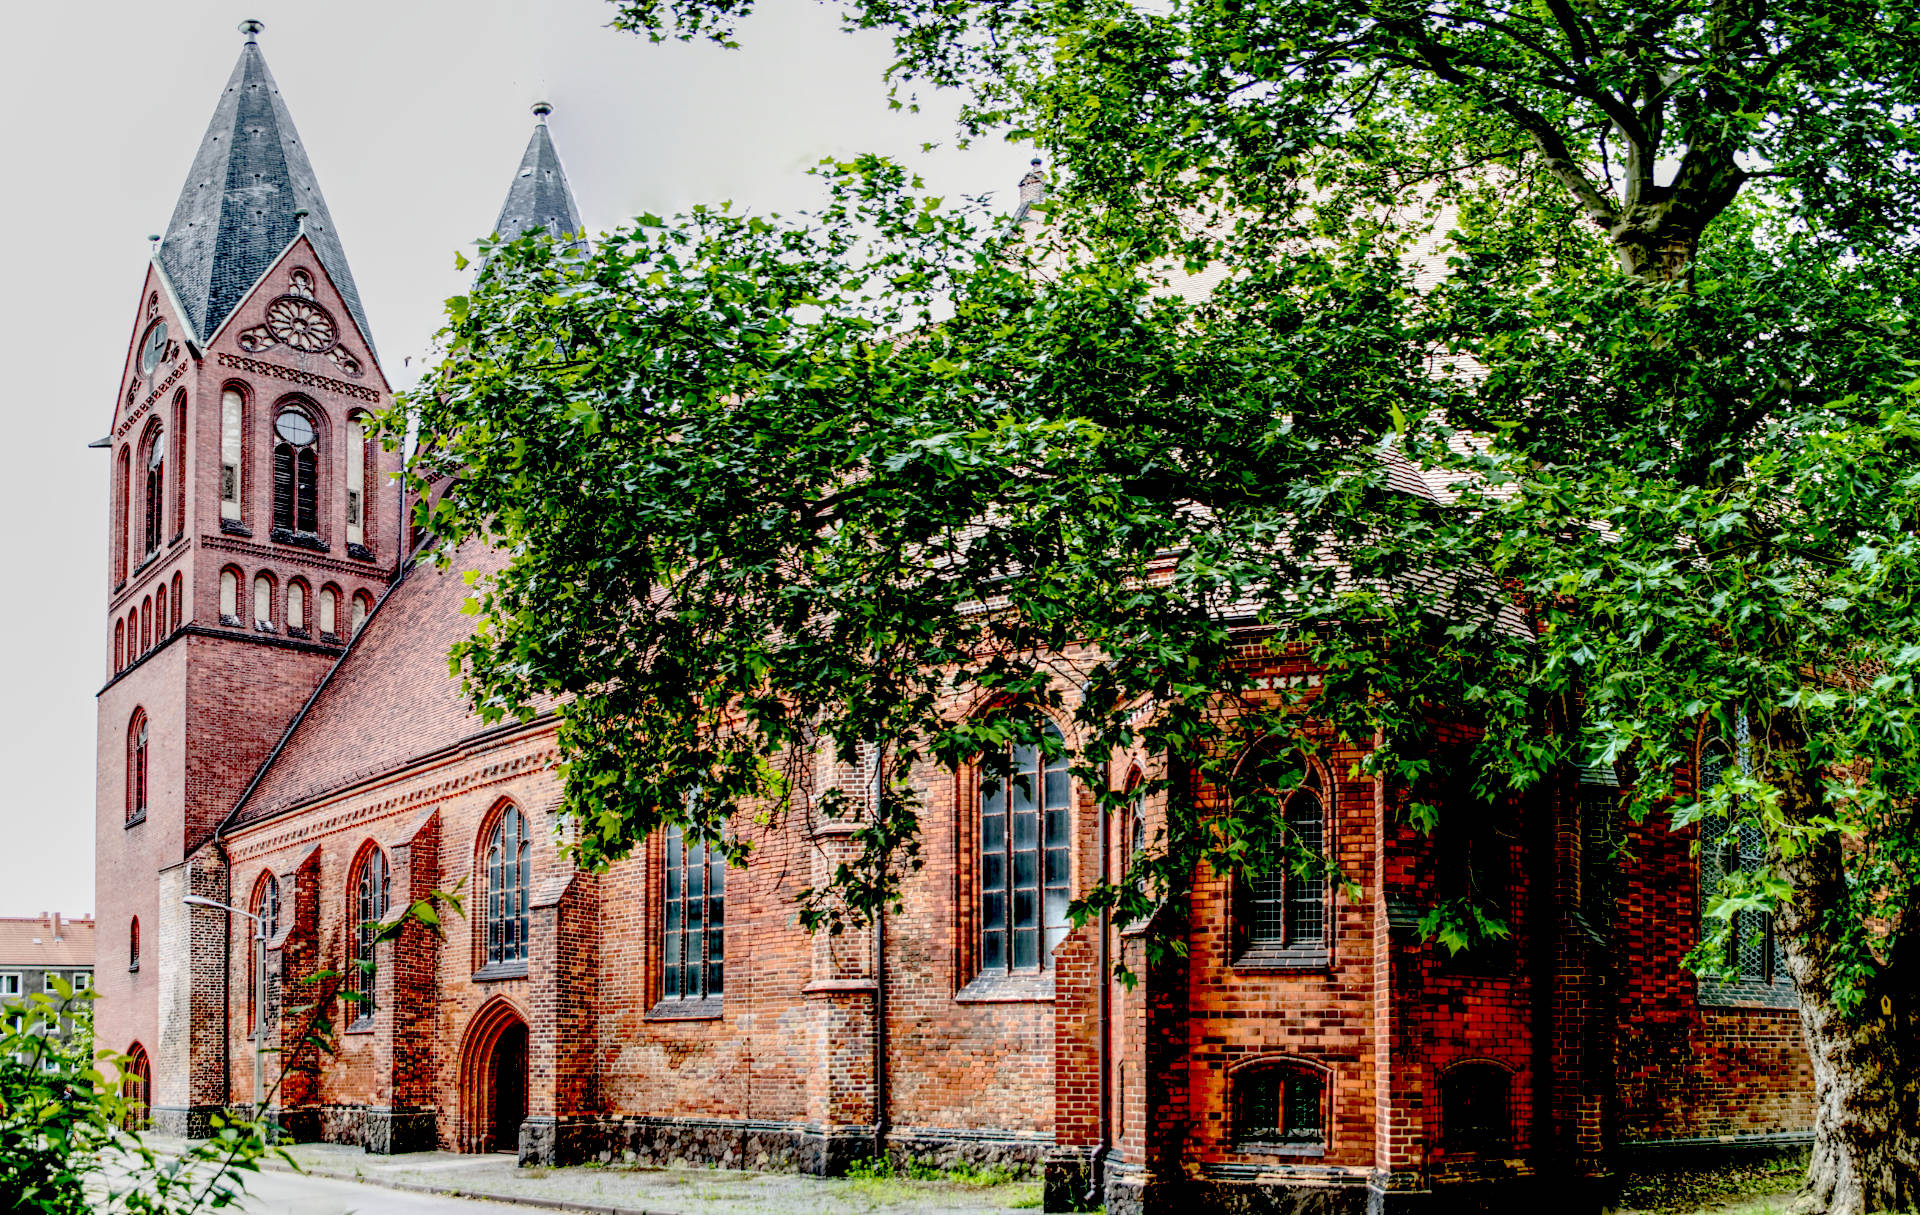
(1085, 774, 1113, 1207)
(872, 745, 891, 1162)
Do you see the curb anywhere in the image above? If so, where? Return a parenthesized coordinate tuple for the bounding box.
(255, 1155, 689, 1215)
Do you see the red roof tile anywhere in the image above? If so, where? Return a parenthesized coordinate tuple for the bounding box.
(0, 914, 96, 968)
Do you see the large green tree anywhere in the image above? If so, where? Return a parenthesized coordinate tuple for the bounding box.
(405, 2, 1920, 1209)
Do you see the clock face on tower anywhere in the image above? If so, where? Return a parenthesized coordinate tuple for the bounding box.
(139, 320, 169, 376)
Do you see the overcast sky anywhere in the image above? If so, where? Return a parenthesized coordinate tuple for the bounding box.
(0, 0, 1029, 917)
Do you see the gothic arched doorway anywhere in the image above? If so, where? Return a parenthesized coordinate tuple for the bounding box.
(122, 1043, 152, 1129)
(458, 998, 528, 1154)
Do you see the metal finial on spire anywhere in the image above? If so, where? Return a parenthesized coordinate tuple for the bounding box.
(532, 101, 553, 122)
(239, 19, 264, 41)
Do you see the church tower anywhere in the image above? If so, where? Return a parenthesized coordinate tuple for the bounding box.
(94, 20, 402, 1133)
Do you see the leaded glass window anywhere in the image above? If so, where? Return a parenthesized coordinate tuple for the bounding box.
(980, 723, 1072, 973)
(349, 847, 389, 1023)
(220, 388, 243, 521)
(662, 826, 725, 1001)
(1243, 773, 1328, 953)
(485, 805, 532, 968)
(143, 430, 165, 555)
(1236, 1064, 1326, 1147)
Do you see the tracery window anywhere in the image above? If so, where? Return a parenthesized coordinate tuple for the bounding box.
(347, 846, 389, 1024)
(979, 722, 1072, 973)
(126, 710, 148, 824)
(1441, 1063, 1512, 1153)
(661, 825, 725, 1002)
(220, 387, 244, 522)
(1235, 1061, 1326, 1149)
(1123, 766, 1146, 872)
(272, 407, 318, 535)
(143, 426, 165, 556)
(1234, 762, 1329, 960)
(483, 804, 532, 969)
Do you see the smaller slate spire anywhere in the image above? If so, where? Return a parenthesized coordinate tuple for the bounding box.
(493, 102, 585, 246)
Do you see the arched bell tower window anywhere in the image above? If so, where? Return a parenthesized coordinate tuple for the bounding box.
(272, 407, 318, 535)
(345, 413, 369, 549)
(220, 386, 245, 522)
(286, 579, 309, 635)
(126, 710, 148, 825)
(253, 573, 275, 630)
(219, 568, 240, 624)
(170, 572, 183, 630)
(482, 803, 532, 970)
(143, 425, 165, 556)
(351, 591, 372, 635)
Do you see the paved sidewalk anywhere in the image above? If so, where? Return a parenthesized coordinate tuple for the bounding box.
(140, 1136, 1045, 1215)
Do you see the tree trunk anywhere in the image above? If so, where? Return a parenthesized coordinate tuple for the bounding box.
(1767, 722, 1920, 1214)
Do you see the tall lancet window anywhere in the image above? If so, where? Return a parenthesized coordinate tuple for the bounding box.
(345, 415, 367, 548)
(220, 388, 244, 521)
(272, 408, 318, 534)
(483, 804, 532, 969)
(979, 722, 1073, 973)
(143, 429, 165, 556)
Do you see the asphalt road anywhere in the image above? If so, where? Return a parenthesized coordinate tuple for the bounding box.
(236, 1168, 523, 1214)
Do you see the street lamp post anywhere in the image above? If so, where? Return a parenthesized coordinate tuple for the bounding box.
(181, 895, 268, 1125)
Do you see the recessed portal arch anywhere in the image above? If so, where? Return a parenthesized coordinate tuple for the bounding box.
(457, 996, 528, 1154)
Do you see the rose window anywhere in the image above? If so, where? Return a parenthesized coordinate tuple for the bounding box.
(265, 297, 338, 353)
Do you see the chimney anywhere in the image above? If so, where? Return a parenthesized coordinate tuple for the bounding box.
(1013, 158, 1046, 224)
(50, 912, 63, 941)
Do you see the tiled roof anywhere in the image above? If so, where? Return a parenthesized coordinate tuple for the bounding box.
(0, 915, 95, 968)
(492, 106, 585, 246)
(230, 541, 519, 826)
(156, 30, 374, 354)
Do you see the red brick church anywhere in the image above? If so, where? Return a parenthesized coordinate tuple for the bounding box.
(95, 22, 1813, 1213)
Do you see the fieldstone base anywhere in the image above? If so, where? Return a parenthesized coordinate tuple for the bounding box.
(148, 1105, 225, 1138)
(1043, 1145, 1098, 1211)
(363, 1107, 438, 1154)
(274, 1107, 321, 1143)
(517, 1114, 1049, 1179)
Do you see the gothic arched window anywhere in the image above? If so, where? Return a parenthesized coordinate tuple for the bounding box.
(252, 573, 274, 630)
(979, 721, 1072, 973)
(128, 917, 140, 972)
(1235, 762, 1329, 960)
(170, 572, 183, 631)
(661, 824, 725, 1002)
(1698, 724, 1782, 985)
(140, 595, 152, 653)
(318, 585, 339, 637)
(219, 568, 240, 623)
(272, 407, 318, 535)
(347, 846, 389, 1024)
(153, 583, 168, 644)
(249, 873, 282, 1031)
(143, 426, 165, 556)
(127, 710, 148, 824)
(172, 392, 187, 539)
(483, 804, 532, 969)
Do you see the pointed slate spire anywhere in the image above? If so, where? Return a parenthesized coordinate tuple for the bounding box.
(492, 102, 585, 246)
(157, 21, 374, 354)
